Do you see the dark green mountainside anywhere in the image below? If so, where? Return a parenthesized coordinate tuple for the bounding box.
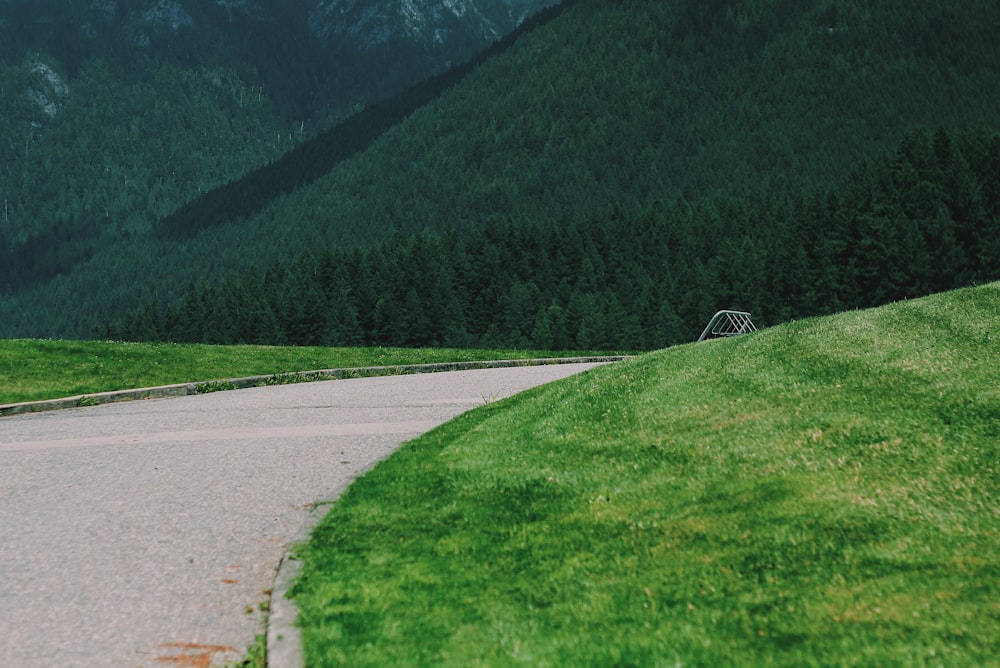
(102, 124, 1000, 349)
(0, 0, 555, 305)
(3, 0, 999, 338)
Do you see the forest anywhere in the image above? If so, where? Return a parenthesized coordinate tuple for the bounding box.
(102, 126, 1000, 349)
(0, 0, 550, 301)
(3, 0, 1000, 341)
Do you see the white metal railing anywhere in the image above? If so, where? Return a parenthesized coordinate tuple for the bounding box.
(697, 310, 757, 342)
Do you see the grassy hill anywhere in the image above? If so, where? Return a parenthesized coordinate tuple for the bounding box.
(0, 340, 602, 407)
(3, 0, 999, 338)
(290, 282, 999, 665)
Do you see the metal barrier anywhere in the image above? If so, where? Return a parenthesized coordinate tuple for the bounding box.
(698, 310, 757, 342)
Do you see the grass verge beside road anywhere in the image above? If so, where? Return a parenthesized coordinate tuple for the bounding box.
(0, 341, 607, 405)
(291, 283, 999, 666)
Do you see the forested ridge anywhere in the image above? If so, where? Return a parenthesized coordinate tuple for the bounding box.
(4, 0, 1000, 339)
(1, 0, 333, 284)
(151, 2, 572, 242)
(0, 0, 552, 304)
(104, 126, 1000, 349)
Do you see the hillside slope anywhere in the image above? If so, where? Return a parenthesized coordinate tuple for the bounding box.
(101, 124, 1000, 350)
(291, 282, 1000, 665)
(3, 0, 1000, 337)
(0, 0, 555, 297)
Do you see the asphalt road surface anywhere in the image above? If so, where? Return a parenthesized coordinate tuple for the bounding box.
(0, 363, 603, 668)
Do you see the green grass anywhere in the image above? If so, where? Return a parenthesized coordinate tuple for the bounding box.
(291, 283, 1000, 667)
(226, 634, 266, 668)
(0, 341, 603, 405)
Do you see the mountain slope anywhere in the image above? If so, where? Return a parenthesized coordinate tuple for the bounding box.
(309, 0, 551, 50)
(0, 0, 556, 294)
(100, 124, 1000, 350)
(3, 0, 1000, 338)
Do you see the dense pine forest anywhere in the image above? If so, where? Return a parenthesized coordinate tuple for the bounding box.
(3, 0, 1000, 342)
(0, 0, 554, 317)
(101, 126, 1000, 348)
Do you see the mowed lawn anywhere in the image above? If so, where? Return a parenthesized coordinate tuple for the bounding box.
(291, 283, 999, 667)
(0, 341, 599, 405)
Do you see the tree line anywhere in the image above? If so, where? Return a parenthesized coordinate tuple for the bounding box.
(101, 126, 1000, 350)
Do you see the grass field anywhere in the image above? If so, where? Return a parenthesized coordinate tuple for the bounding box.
(0, 340, 602, 405)
(290, 283, 999, 666)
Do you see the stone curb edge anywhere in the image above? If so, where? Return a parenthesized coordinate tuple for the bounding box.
(0, 356, 630, 419)
(267, 472, 372, 668)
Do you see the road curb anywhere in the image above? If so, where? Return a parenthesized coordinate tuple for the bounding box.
(0, 356, 629, 419)
(266, 470, 373, 668)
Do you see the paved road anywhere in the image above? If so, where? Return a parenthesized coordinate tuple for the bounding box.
(0, 363, 602, 667)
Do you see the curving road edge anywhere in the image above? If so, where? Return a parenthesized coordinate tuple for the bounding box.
(266, 476, 357, 668)
(2, 357, 627, 667)
(0, 357, 628, 419)
(261, 358, 628, 668)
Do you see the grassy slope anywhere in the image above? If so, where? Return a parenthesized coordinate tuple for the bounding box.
(0, 341, 600, 405)
(292, 283, 999, 666)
